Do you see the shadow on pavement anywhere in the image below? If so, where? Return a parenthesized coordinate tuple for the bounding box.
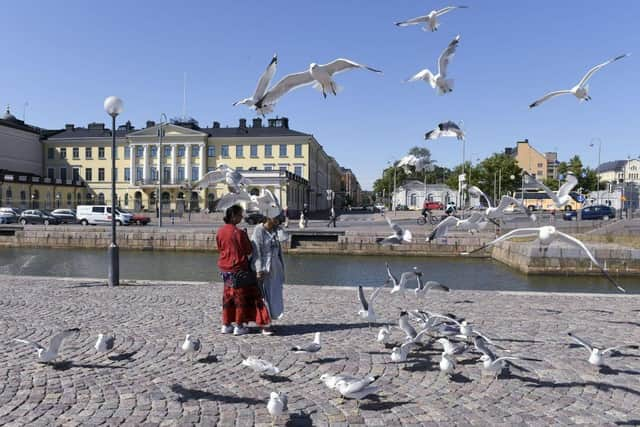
(108, 351, 138, 361)
(171, 384, 263, 404)
(273, 323, 371, 336)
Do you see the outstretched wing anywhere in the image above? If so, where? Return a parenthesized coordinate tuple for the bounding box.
(555, 231, 626, 293)
(357, 286, 368, 311)
(461, 227, 540, 255)
(427, 215, 459, 241)
(435, 6, 468, 16)
(252, 54, 278, 102)
(385, 215, 403, 236)
(577, 53, 629, 88)
(194, 168, 228, 187)
(602, 344, 638, 355)
(438, 35, 460, 77)
(321, 58, 382, 76)
(49, 328, 79, 353)
(468, 185, 492, 208)
(394, 15, 429, 27)
(425, 281, 449, 292)
(385, 262, 399, 285)
(13, 338, 44, 351)
(568, 332, 593, 352)
(407, 69, 433, 83)
(259, 71, 315, 105)
(557, 174, 578, 199)
(529, 90, 573, 108)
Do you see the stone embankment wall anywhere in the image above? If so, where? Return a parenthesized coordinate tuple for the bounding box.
(491, 240, 640, 276)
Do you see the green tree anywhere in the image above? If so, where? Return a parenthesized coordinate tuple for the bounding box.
(473, 153, 523, 203)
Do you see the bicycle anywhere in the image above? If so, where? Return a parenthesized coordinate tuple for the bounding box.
(417, 212, 440, 225)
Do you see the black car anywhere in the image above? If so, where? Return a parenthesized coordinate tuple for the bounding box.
(48, 209, 77, 224)
(18, 209, 60, 225)
(244, 211, 265, 225)
(563, 205, 616, 221)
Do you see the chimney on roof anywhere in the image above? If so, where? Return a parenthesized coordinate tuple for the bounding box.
(146, 120, 156, 128)
(65, 124, 74, 130)
(212, 121, 220, 128)
(268, 119, 276, 128)
(252, 118, 262, 128)
(239, 118, 247, 128)
(281, 117, 289, 129)
(87, 122, 105, 131)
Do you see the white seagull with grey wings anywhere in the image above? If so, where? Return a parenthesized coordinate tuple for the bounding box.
(233, 54, 278, 115)
(529, 54, 629, 108)
(424, 121, 465, 141)
(395, 6, 469, 32)
(407, 35, 460, 95)
(254, 58, 382, 111)
(524, 172, 578, 210)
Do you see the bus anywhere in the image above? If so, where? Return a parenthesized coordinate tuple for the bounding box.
(514, 191, 584, 212)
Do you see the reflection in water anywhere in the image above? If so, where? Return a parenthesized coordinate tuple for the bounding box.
(0, 247, 636, 294)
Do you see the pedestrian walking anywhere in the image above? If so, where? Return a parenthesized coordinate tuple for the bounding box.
(216, 205, 270, 336)
(327, 207, 337, 227)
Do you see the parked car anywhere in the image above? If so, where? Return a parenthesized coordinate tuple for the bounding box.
(423, 201, 444, 211)
(49, 209, 77, 224)
(118, 209, 151, 225)
(374, 203, 385, 213)
(563, 205, 616, 221)
(76, 205, 132, 225)
(19, 209, 60, 225)
(244, 211, 266, 225)
(0, 208, 19, 224)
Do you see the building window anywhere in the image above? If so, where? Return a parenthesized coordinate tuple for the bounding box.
(124, 193, 129, 206)
(72, 167, 80, 181)
(192, 146, 199, 157)
(163, 167, 171, 182)
(264, 164, 274, 171)
(124, 146, 130, 159)
(98, 147, 105, 159)
(124, 168, 130, 182)
(60, 148, 67, 159)
(177, 167, 185, 181)
(537, 163, 543, 168)
(537, 170, 543, 176)
(294, 165, 303, 176)
(295, 144, 303, 158)
(191, 166, 199, 179)
(207, 166, 215, 173)
(236, 145, 243, 158)
(250, 144, 258, 158)
(47, 148, 54, 159)
(85, 168, 92, 181)
(279, 165, 287, 172)
(279, 144, 287, 157)
(136, 146, 144, 157)
(98, 168, 105, 181)
(265, 144, 272, 158)
(164, 146, 171, 157)
(72, 147, 79, 159)
(207, 146, 215, 157)
(47, 168, 55, 180)
(113, 168, 118, 181)
(177, 145, 185, 157)
(150, 167, 158, 181)
(150, 146, 157, 158)
(136, 167, 143, 181)
(113, 147, 119, 160)
(221, 145, 229, 158)
(85, 147, 93, 159)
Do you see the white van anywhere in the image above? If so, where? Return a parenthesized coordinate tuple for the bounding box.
(76, 205, 132, 226)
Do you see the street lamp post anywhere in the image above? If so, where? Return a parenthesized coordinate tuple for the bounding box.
(590, 138, 602, 205)
(158, 113, 168, 228)
(104, 96, 124, 288)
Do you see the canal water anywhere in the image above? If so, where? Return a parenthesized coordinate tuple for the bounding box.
(0, 247, 637, 294)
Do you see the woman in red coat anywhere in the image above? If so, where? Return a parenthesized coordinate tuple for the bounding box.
(216, 205, 270, 335)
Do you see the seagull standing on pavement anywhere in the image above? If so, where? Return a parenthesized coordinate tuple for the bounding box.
(379, 215, 412, 245)
(529, 54, 629, 108)
(391, 341, 414, 363)
(241, 356, 281, 376)
(395, 6, 469, 32)
(94, 333, 116, 353)
(407, 35, 461, 95)
(436, 337, 469, 357)
(181, 335, 201, 361)
(358, 285, 384, 326)
(439, 352, 457, 376)
(233, 54, 278, 115)
(461, 225, 625, 292)
(267, 391, 288, 425)
(254, 58, 382, 110)
(334, 376, 381, 407)
(13, 328, 80, 363)
(568, 332, 638, 367)
(291, 332, 321, 354)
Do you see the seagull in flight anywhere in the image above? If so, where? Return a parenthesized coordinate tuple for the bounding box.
(427, 212, 488, 242)
(196, 165, 253, 211)
(461, 225, 625, 293)
(467, 185, 536, 221)
(395, 6, 469, 32)
(255, 58, 382, 110)
(13, 328, 80, 363)
(241, 356, 281, 376)
(388, 265, 421, 296)
(529, 54, 629, 108)
(397, 154, 433, 173)
(424, 121, 465, 140)
(358, 285, 384, 326)
(233, 54, 278, 115)
(523, 172, 578, 210)
(407, 35, 460, 95)
(568, 332, 638, 366)
(379, 215, 412, 245)
(414, 276, 450, 298)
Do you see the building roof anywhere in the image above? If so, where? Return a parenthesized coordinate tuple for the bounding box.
(399, 180, 454, 191)
(597, 160, 626, 173)
(200, 126, 311, 138)
(0, 106, 43, 135)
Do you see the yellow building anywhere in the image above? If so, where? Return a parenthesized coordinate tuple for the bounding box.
(506, 139, 549, 181)
(40, 117, 347, 214)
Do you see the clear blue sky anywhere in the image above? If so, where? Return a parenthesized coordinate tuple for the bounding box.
(2, 1, 638, 189)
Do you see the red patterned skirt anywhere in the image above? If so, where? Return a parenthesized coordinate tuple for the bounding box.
(221, 272, 270, 326)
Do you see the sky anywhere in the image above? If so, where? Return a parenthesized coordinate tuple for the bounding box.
(1, 1, 639, 189)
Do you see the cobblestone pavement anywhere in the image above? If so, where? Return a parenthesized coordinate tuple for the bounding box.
(1, 275, 639, 426)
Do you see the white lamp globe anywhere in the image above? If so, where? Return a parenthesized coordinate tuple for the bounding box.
(103, 96, 124, 117)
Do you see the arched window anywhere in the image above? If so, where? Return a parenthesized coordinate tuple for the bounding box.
(67, 193, 72, 208)
(124, 193, 129, 206)
(32, 190, 40, 209)
(410, 193, 417, 207)
(20, 190, 27, 209)
(98, 193, 105, 204)
(5, 187, 12, 206)
(45, 192, 52, 209)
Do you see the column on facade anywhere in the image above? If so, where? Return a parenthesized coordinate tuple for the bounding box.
(170, 144, 177, 184)
(157, 143, 162, 185)
(185, 144, 192, 181)
(142, 145, 149, 182)
(130, 144, 136, 185)
(199, 143, 206, 180)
